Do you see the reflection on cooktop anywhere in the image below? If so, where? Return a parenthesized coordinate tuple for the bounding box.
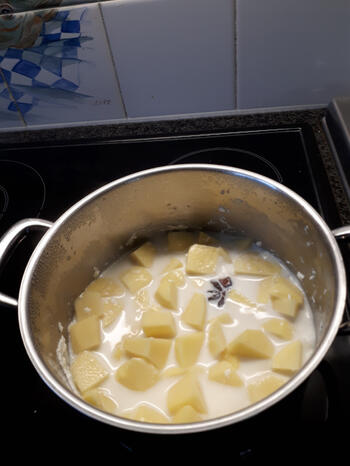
(169, 147, 283, 183)
(0, 160, 46, 232)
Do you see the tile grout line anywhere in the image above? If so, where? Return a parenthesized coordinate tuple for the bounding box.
(233, 0, 238, 110)
(0, 67, 26, 126)
(98, 2, 128, 119)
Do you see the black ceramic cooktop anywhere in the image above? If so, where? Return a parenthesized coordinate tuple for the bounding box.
(1, 123, 349, 459)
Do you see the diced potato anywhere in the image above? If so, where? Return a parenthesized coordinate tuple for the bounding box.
(227, 329, 274, 359)
(162, 258, 183, 273)
(218, 247, 232, 263)
(257, 277, 274, 304)
(130, 241, 156, 268)
(257, 275, 304, 317)
(174, 332, 204, 368)
(167, 374, 207, 415)
(228, 289, 256, 308)
(168, 231, 197, 252)
(120, 266, 152, 294)
(208, 319, 226, 358)
(263, 318, 293, 340)
(123, 336, 171, 369)
(71, 351, 109, 394)
(181, 293, 207, 330)
(112, 341, 124, 360)
(271, 296, 300, 318)
(186, 244, 220, 275)
(69, 315, 101, 354)
(115, 358, 159, 391)
(269, 275, 304, 303)
(234, 253, 281, 276)
(83, 388, 118, 414)
(74, 290, 102, 321)
(141, 309, 176, 338)
(162, 365, 204, 378)
(125, 404, 169, 423)
(85, 277, 124, 297)
(247, 373, 287, 403)
(101, 300, 123, 328)
(208, 361, 243, 387)
(219, 351, 240, 370)
(165, 269, 186, 287)
(123, 336, 151, 360)
(135, 289, 150, 310)
(272, 340, 302, 374)
(155, 277, 178, 310)
(148, 338, 172, 369)
(198, 231, 217, 246)
(172, 405, 202, 423)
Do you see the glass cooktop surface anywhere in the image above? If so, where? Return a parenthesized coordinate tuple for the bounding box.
(1, 124, 349, 459)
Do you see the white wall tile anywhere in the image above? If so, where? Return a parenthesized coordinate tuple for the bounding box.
(101, 0, 235, 118)
(237, 0, 350, 109)
(0, 4, 126, 127)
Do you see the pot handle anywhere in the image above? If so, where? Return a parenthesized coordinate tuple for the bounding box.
(332, 225, 350, 333)
(0, 218, 53, 308)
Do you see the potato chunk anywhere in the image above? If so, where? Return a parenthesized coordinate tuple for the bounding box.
(125, 404, 169, 423)
(141, 309, 176, 338)
(85, 277, 124, 297)
(120, 266, 152, 294)
(83, 388, 118, 414)
(247, 373, 287, 403)
(208, 319, 226, 358)
(234, 253, 281, 276)
(162, 258, 183, 273)
(257, 275, 304, 317)
(172, 405, 202, 423)
(74, 290, 102, 321)
(167, 374, 207, 415)
(123, 336, 171, 369)
(155, 276, 178, 310)
(198, 231, 217, 246)
(168, 231, 196, 252)
(181, 293, 207, 330)
(208, 361, 243, 387)
(272, 340, 302, 374)
(71, 351, 109, 394)
(69, 315, 101, 354)
(186, 244, 220, 275)
(130, 241, 156, 268)
(263, 318, 293, 340)
(228, 289, 256, 308)
(115, 358, 159, 391)
(227, 329, 274, 359)
(174, 332, 204, 368)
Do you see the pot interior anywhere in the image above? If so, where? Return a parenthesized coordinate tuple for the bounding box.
(23, 166, 343, 423)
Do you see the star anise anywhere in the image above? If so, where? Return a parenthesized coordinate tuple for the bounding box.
(207, 276, 232, 307)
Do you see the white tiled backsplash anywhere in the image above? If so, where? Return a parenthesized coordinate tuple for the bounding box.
(0, 0, 349, 129)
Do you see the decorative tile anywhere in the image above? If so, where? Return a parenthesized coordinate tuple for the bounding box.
(101, 0, 235, 118)
(0, 1, 110, 15)
(0, 69, 24, 127)
(237, 0, 350, 109)
(0, 4, 126, 127)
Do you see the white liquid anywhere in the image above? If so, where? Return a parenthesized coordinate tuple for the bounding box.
(70, 233, 316, 421)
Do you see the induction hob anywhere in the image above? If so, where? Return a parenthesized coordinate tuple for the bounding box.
(1, 120, 349, 459)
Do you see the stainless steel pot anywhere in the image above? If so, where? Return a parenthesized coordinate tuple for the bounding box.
(1, 163, 349, 434)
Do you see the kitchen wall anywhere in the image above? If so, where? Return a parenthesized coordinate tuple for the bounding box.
(0, 0, 349, 130)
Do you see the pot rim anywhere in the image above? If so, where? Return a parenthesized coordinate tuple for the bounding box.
(17, 163, 347, 434)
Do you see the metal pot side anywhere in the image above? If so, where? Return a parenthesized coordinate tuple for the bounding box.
(17, 164, 346, 434)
